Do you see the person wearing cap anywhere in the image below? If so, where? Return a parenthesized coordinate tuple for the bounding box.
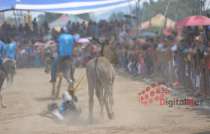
(50, 27, 76, 82)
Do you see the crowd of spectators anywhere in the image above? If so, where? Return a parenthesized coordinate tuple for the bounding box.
(0, 19, 49, 68)
(1, 17, 210, 97)
(0, 18, 132, 68)
(113, 26, 210, 97)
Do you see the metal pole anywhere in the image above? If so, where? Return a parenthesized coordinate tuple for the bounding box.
(2, 12, 5, 21)
(202, 0, 207, 15)
(159, 0, 171, 35)
(13, 9, 18, 26)
(0, 12, 5, 24)
(136, 0, 140, 25)
(139, 0, 144, 30)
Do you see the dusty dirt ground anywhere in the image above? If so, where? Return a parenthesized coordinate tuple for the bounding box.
(0, 68, 210, 134)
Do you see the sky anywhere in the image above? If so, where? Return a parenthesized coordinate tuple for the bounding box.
(3, 0, 210, 21)
(93, 0, 210, 20)
(3, 0, 152, 21)
(92, 0, 157, 21)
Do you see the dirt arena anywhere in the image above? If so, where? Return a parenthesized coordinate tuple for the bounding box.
(0, 68, 210, 134)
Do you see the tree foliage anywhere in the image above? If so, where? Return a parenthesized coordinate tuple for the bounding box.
(77, 13, 91, 20)
(109, 12, 125, 21)
(137, 0, 206, 21)
(44, 13, 62, 23)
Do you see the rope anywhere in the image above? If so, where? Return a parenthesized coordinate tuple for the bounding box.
(73, 72, 86, 91)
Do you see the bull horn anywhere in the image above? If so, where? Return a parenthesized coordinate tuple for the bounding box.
(72, 74, 85, 91)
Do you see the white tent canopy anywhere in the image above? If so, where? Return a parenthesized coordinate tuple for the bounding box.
(49, 15, 85, 29)
(0, 0, 136, 15)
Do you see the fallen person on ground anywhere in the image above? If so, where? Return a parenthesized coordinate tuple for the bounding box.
(47, 90, 81, 120)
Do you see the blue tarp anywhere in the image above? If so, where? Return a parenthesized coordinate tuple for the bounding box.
(0, 0, 135, 14)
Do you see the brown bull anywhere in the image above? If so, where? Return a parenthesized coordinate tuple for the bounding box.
(103, 44, 118, 65)
(0, 69, 7, 108)
(3, 60, 16, 85)
(86, 57, 115, 121)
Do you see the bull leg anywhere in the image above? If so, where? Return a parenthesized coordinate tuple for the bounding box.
(55, 75, 62, 98)
(104, 94, 111, 119)
(108, 84, 114, 119)
(88, 80, 94, 122)
(11, 74, 14, 84)
(0, 80, 6, 108)
(0, 74, 7, 108)
(6, 76, 10, 85)
(0, 72, 6, 108)
(8, 74, 13, 85)
(96, 84, 104, 119)
(100, 92, 105, 119)
(104, 88, 114, 120)
(0, 92, 6, 108)
(86, 69, 95, 122)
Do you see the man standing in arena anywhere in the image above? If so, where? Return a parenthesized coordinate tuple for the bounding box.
(50, 27, 76, 83)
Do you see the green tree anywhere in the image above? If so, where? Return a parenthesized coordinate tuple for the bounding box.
(77, 13, 91, 21)
(135, 0, 206, 21)
(44, 12, 62, 23)
(109, 12, 125, 21)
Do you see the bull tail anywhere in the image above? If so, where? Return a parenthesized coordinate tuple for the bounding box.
(94, 57, 99, 83)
